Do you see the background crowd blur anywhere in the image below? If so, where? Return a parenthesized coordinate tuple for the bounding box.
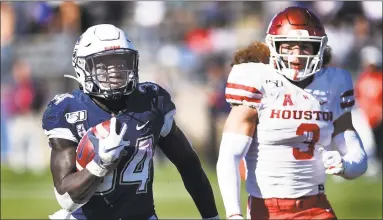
(0, 1, 382, 219)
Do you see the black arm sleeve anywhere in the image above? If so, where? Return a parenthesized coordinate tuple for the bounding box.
(158, 122, 219, 218)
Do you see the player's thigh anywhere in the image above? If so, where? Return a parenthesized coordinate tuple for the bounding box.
(312, 195, 337, 220)
(247, 196, 280, 220)
(292, 195, 337, 220)
(248, 195, 337, 220)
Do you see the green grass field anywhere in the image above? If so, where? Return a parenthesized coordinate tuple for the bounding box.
(1, 163, 382, 219)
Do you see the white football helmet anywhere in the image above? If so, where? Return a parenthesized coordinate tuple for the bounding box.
(66, 24, 139, 99)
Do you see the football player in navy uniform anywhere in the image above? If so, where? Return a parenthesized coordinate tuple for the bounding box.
(42, 24, 219, 220)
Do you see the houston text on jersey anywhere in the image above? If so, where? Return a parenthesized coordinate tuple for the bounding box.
(270, 109, 333, 121)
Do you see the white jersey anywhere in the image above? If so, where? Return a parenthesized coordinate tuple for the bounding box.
(225, 63, 355, 198)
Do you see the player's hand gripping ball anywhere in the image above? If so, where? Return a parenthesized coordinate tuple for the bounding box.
(76, 117, 128, 172)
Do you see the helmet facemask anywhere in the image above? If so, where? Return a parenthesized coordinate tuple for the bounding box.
(266, 33, 328, 81)
(80, 49, 139, 99)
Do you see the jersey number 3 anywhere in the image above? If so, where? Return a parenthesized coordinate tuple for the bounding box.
(95, 135, 154, 195)
(293, 123, 320, 160)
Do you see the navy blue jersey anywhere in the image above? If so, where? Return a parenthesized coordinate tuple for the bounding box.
(42, 82, 176, 220)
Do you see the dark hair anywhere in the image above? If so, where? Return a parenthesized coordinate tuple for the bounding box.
(322, 45, 332, 66)
(231, 41, 270, 66)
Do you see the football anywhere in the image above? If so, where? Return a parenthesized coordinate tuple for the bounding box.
(76, 118, 123, 171)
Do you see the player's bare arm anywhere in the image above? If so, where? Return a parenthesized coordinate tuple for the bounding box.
(158, 121, 219, 219)
(50, 138, 103, 205)
(223, 105, 258, 136)
(217, 105, 258, 219)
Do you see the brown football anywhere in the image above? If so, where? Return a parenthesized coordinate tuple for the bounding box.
(76, 119, 123, 171)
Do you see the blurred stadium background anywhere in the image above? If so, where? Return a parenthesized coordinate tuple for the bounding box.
(1, 1, 382, 219)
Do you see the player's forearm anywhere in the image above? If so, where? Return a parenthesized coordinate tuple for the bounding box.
(50, 140, 104, 208)
(52, 168, 102, 213)
(176, 155, 219, 218)
(217, 132, 252, 218)
(57, 168, 103, 203)
(333, 130, 368, 179)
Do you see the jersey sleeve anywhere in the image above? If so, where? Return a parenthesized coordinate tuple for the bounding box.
(138, 82, 176, 137)
(42, 93, 78, 143)
(157, 86, 176, 137)
(333, 69, 356, 120)
(225, 62, 264, 109)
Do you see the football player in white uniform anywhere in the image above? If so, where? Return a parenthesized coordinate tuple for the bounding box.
(217, 6, 367, 220)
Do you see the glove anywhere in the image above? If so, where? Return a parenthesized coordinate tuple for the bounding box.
(49, 209, 76, 219)
(88, 117, 128, 166)
(318, 147, 345, 175)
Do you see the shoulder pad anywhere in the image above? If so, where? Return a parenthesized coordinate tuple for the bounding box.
(137, 82, 176, 115)
(42, 93, 78, 143)
(137, 82, 161, 96)
(225, 63, 267, 108)
(51, 93, 75, 105)
(137, 82, 176, 137)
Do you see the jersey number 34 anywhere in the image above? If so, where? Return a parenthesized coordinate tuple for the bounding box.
(96, 135, 154, 195)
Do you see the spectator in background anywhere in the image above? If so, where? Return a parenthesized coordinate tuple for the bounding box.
(0, 2, 14, 44)
(1, 2, 15, 164)
(1, 105, 9, 163)
(58, 1, 80, 33)
(4, 59, 47, 175)
(133, 1, 167, 63)
(345, 15, 374, 71)
(355, 45, 382, 176)
(80, 1, 127, 32)
(1, 2, 15, 83)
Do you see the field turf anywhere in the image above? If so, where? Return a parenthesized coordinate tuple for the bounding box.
(1, 163, 382, 219)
